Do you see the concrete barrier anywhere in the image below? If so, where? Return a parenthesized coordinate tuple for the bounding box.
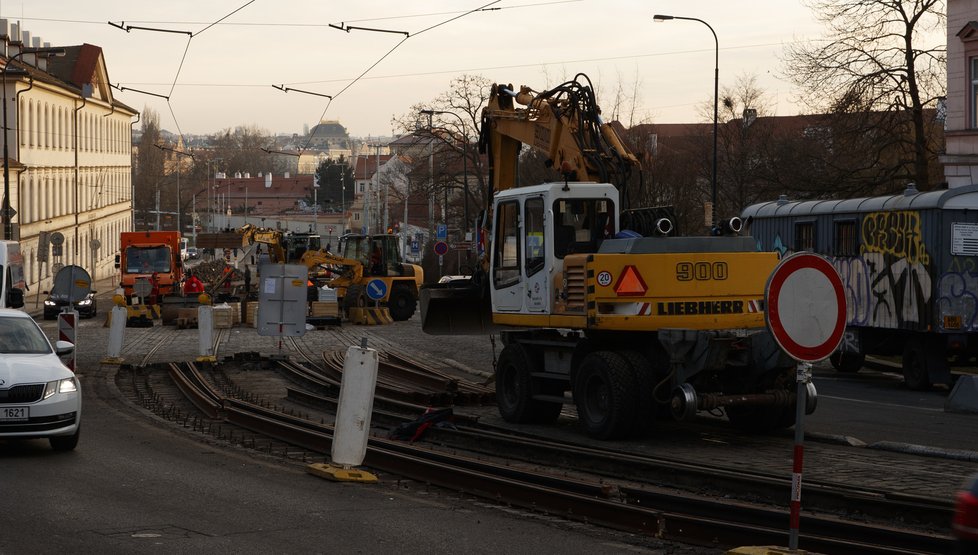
(946, 375, 978, 414)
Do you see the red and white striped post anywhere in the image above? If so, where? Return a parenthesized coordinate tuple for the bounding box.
(764, 253, 846, 552)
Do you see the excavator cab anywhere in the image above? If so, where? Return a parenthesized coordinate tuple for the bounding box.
(337, 233, 404, 277)
(421, 182, 618, 335)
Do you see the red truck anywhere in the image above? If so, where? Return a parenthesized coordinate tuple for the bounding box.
(116, 231, 185, 298)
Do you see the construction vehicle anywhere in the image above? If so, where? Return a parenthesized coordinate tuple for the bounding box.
(116, 231, 185, 299)
(420, 75, 808, 440)
(300, 233, 424, 321)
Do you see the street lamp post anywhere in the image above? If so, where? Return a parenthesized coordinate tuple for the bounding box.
(2, 46, 66, 240)
(420, 109, 469, 242)
(653, 14, 718, 232)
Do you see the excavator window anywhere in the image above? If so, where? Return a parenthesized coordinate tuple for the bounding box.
(493, 200, 521, 288)
(553, 198, 616, 257)
(525, 197, 545, 277)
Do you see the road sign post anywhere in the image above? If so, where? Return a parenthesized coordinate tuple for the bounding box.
(765, 252, 846, 552)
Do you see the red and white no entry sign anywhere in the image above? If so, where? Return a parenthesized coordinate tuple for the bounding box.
(765, 252, 846, 363)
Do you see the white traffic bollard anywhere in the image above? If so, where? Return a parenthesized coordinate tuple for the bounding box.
(102, 305, 128, 364)
(197, 305, 216, 362)
(307, 339, 379, 483)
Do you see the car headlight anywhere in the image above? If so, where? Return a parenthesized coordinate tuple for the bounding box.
(44, 300, 56, 306)
(78, 298, 92, 306)
(43, 377, 78, 399)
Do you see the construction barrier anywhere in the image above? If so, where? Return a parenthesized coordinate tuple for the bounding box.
(347, 307, 393, 326)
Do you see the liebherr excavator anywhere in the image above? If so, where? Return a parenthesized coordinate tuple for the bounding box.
(420, 74, 811, 440)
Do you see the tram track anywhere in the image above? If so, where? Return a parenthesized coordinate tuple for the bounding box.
(124, 358, 954, 554)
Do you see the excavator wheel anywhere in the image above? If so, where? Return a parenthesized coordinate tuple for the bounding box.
(495, 343, 562, 424)
(573, 351, 638, 440)
(387, 284, 417, 321)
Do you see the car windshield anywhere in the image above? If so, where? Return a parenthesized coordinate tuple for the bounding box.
(0, 316, 53, 354)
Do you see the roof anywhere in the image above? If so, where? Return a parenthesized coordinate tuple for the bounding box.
(203, 175, 316, 215)
(742, 184, 978, 219)
(6, 44, 137, 114)
(354, 154, 394, 180)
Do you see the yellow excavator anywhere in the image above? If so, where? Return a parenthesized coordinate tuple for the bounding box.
(421, 75, 810, 440)
(300, 233, 424, 322)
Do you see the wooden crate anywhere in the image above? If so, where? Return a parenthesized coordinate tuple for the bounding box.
(213, 304, 234, 329)
(310, 301, 339, 318)
(245, 302, 259, 326)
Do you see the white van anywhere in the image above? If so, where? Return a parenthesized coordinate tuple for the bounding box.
(0, 240, 26, 309)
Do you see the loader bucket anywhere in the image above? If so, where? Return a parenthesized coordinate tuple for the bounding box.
(420, 278, 497, 335)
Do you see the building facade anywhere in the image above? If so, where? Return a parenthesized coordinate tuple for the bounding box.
(1, 21, 136, 292)
(944, 0, 978, 187)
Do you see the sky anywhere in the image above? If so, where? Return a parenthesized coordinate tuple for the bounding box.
(1, 0, 834, 139)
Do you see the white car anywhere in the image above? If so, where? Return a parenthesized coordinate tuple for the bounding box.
(0, 308, 81, 451)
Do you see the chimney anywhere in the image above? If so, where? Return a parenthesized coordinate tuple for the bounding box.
(9, 22, 21, 58)
(0, 20, 9, 57)
(21, 30, 35, 67)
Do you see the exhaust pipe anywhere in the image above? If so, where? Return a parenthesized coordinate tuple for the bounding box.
(654, 217, 673, 236)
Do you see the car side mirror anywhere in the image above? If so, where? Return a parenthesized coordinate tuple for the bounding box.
(55, 340, 75, 355)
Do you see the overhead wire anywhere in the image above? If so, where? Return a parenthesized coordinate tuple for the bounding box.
(296, 0, 501, 152)
(107, 1, 257, 151)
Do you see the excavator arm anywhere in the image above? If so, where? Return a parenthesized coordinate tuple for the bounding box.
(238, 224, 286, 263)
(298, 249, 364, 290)
(479, 74, 640, 199)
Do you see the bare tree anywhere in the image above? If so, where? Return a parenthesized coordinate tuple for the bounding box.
(782, 0, 946, 190)
(392, 74, 492, 226)
(133, 108, 164, 229)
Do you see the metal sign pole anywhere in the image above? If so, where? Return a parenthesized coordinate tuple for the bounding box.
(789, 361, 811, 550)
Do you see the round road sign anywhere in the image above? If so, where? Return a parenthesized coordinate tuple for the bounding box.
(365, 278, 388, 301)
(433, 241, 449, 256)
(133, 277, 153, 298)
(765, 252, 846, 363)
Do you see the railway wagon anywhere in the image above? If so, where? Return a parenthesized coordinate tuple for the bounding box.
(742, 184, 978, 390)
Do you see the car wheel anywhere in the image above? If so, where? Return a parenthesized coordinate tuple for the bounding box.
(43, 311, 55, 321)
(50, 427, 80, 451)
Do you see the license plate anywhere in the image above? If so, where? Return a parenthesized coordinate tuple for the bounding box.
(0, 406, 28, 421)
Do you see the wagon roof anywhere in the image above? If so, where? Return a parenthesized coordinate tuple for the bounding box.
(741, 184, 978, 219)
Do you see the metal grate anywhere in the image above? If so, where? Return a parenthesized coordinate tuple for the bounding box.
(0, 384, 44, 404)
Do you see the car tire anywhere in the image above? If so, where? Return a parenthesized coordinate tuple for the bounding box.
(50, 426, 80, 451)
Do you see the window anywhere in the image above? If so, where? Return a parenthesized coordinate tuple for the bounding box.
(493, 200, 520, 289)
(972, 57, 978, 128)
(524, 197, 544, 277)
(552, 197, 615, 258)
(834, 220, 858, 257)
(795, 221, 816, 251)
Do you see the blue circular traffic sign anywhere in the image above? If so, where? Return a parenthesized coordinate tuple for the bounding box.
(434, 241, 449, 255)
(366, 279, 388, 301)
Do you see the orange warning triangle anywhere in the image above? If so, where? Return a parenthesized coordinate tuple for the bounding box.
(613, 265, 647, 296)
